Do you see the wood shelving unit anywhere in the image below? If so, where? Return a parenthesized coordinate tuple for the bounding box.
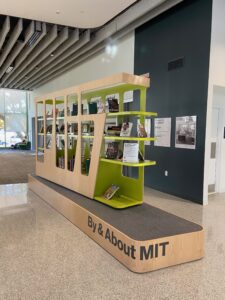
(35, 73, 157, 208)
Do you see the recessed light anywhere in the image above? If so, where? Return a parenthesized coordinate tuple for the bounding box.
(56, 10, 60, 15)
(6, 65, 14, 73)
(50, 53, 54, 57)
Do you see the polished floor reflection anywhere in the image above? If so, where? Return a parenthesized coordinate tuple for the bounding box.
(0, 183, 224, 300)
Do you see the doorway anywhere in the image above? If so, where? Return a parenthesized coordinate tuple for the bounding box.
(208, 86, 225, 194)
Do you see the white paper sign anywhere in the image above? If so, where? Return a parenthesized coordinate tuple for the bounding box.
(175, 116, 197, 149)
(154, 118, 171, 147)
(123, 143, 139, 163)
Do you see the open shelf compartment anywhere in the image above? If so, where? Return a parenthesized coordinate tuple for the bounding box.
(94, 194, 142, 209)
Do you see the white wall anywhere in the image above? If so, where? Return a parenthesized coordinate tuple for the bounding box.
(32, 32, 134, 97)
(29, 32, 134, 148)
(212, 86, 225, 193)
(204, 0, 225, 202)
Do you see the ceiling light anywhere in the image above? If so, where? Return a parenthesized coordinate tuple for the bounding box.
(6, 66, 14, 73)
(105, 42, 118, 58)
(56, 10, 60, 15)
(50, 53, 54, 57)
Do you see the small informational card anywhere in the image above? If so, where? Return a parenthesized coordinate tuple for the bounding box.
(154, 118, 171, 147)
(123, 143, 139, 163)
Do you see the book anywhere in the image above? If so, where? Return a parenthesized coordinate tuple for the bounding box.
(103, 185, 120, 200)
(89, 102, 98, 114)
(123, 143, 139, 163)
(105, 142, 119, 159)
(97, 101, 104, 113)
(120, 122, 133, 137)
(71, 104, 78, 116)
(106, 125, 122, 136)
(59, 124, 65, 134)
(107, 98, 119, 113)
(138, 150, 144, 161)
(137, 123, 147, 138)
(46, 124, 52, 134)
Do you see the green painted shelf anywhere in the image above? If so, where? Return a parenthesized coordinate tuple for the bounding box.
(94, 194, 142, 209)
(37, 147, 44, 151)
(100, 158, 156, 167)
(107, 111, 157, 117)
(104, 136, 155, 141)
(81, 135, 155, 141)
(82, 135, 94, 139)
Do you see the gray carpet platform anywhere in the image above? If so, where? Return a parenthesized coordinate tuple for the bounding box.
(32, 175, 202, 241)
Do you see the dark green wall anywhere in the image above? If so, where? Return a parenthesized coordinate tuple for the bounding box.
(134, 0, 212, 204)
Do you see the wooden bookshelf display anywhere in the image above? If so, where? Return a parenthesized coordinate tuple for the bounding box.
(35, 73, 157, 209)
(34, 73, 204, 273)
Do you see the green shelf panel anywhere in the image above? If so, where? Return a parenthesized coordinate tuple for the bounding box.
(82, 135, 94, 139)
(107, 111, 157, 117)
(94, 194, 142, 209)
(37, 147, 44, 151)
(100, 158, 156, 167)
(104, 136, 155, 141)
(46, 99, 64, 104)
(82, 84, 148, 100)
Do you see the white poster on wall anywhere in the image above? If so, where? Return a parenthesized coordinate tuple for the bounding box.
(175, 116, 197, 149)
(154, 118, 171, 147)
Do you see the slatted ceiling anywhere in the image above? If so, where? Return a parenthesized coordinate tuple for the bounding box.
(21, 30, 91, 89)
(19, 29, 79, 88)
(0, 16, 10, 50)
(0, 1, 181, 90)
(13, 26, 69, 89)
(0, 14, 91, 90)
(7, 24, 58, 89)
(0, 21, 35, 79)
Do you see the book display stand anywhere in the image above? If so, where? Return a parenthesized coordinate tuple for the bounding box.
(35, 73, 157, 209)
(31, 73, 204, 273)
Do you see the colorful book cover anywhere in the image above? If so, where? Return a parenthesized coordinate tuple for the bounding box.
(107, 98, 119, 113)
(137, 123, 147, 137)
(103, 185, 120, 200)
(106, 142, 119, 159)
(120, 122, 133, 137)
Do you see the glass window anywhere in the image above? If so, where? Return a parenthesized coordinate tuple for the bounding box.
(0, 89, 28, 148)
(4, 90, 27, 113)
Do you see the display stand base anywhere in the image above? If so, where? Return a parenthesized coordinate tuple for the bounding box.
(28, 174, 204, 273)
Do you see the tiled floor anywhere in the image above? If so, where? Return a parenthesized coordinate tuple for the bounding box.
(0, 183, 224, 300)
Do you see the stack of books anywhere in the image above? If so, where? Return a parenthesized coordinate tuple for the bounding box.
(68, 157, 75, 171)
(58, 156, 65, 169)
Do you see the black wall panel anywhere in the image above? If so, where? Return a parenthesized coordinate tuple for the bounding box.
(134, 0, 212, 203)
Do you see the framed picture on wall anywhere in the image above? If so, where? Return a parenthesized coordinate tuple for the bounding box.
(175, 116, 197, 149)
